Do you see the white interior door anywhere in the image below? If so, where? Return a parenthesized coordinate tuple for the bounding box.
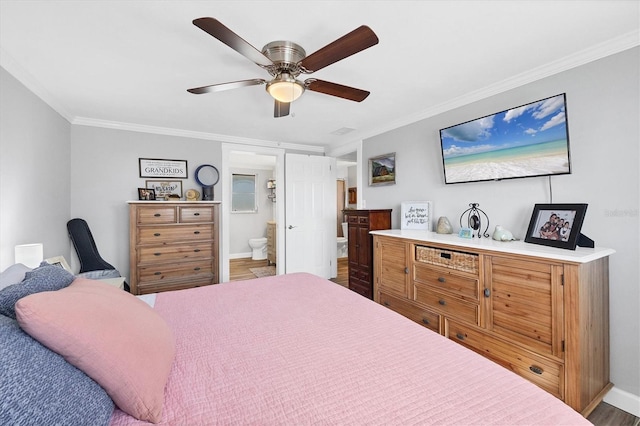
(285, 153, 336, 278)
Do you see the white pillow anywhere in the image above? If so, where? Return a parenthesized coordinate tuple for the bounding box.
(0, 263, 32, 290)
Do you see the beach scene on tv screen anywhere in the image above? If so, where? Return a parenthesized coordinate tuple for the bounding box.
(441, 94, 570, 184)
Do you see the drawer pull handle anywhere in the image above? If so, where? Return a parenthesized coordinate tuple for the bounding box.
(484, 288, 491, 297)
(529, 365, 544, 375)
(194, 249, 201, 253)
(193, 267, 201, 271)
(455, 333, 465, 340)
(194, 212, 200, 216)
(154, 213, 161, 217)
(154, 253, 161, 256)
(422, 318, 430, 325)
(154, 272, 162, 275)
(437, 277, 446, 283)
(440, 252, 451, 260)
(404, 267, 409, 274)
(438, 299, 446, 306)
(154, 233, 161, 237)
(383, 301, 390, 307)
(194, 231, 200, 235)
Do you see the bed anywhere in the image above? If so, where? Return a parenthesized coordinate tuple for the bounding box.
(1, 264, 591, 425)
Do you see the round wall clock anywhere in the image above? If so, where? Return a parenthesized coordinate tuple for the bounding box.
(194, 164, 219, 200)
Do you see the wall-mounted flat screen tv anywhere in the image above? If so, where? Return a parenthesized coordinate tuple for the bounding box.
(439, 93, 571, 184)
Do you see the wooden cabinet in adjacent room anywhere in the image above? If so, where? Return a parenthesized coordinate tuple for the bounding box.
(344, 209, 391, 299)
(128, 201, 220, 295)
(372, 230, 614, 417)
(266, 221, 276, 266)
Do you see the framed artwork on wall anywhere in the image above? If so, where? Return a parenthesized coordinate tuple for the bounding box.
(139, 158, 188, 179)
(524, 203, 589, 250)
(369, 152, 396, 186)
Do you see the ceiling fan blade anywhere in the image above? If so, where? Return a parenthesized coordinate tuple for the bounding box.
(193, 18, 273, 68)
(299, 26, 379, 73)
(274, 100, 290, 118)
(187, 79, 265, 94)
(305, 79, 370, 102)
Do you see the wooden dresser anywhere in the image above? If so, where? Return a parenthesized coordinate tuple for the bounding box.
(344, 209, 391, 299)
(128, 201, 220, 295)
(372, 229, 614, 416)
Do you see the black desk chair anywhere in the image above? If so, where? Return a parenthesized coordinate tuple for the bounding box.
(67, 218, 129, 292)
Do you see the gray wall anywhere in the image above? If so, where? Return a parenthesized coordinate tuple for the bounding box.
(69, 125, 223, 274)
(361, 47, 639, 404)
(0, 68, 71, 267)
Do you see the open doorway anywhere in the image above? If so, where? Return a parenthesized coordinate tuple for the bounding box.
(221, 144, 285, 282)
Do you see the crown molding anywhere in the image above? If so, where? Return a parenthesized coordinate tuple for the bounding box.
(72, 116, 324, 153)
(341, 29, 640, 146)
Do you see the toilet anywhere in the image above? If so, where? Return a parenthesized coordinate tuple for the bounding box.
(248, 237, 268, 260)
(337, 222, 348, 258)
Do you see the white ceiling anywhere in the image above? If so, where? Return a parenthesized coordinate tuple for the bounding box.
(1, 1, 638, 152)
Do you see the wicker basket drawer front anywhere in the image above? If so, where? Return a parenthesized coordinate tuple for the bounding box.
(380, 292, 440, 333)
(137, 207, 177, 224)
(414, 263, 479, 301)
(415, 245, 479, 274)
(138, 259, 214, 282)
(137, 243, 213, 264)
(179, 206, 214, 223)
(414, 285, 478, 325)
(446, 319, 564, 399)
(138, 224, 213, 244)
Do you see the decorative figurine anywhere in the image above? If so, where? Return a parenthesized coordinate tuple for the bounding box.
(436, 216, 453, 234)
(492, 225, 515, 241)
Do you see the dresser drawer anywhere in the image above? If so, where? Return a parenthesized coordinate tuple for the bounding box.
(137, 242, 213, 264)
(138, 224, 214, 244)
(136, 277, 215, 295)
(414, 285, 478, 325)
(380, 292, 440, 333)
(349, 281, 372, 299)
(414, 263, 479, 301)
(446, 319, 564, 399)
(137, 206, 177, 224)
(138, 259, 214, 283)
(179, 206, 214, 223)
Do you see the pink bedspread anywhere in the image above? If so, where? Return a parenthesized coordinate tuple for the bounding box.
(110, 273, 591, 425)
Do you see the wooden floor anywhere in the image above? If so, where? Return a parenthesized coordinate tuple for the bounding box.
(229, 257, 638, 426)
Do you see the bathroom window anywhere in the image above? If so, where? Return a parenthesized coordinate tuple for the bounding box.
(231, 173, 257, 213)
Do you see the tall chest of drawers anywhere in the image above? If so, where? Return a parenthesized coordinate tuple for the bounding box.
(128, 201, 220, 295)
(372, 230, 614, 417)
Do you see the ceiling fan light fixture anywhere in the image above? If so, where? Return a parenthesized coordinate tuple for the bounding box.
(266, 73, 304, 103)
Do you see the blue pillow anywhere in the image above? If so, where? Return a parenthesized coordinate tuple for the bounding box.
(0, 314, 114, 425)
(0, 263, 74, 319)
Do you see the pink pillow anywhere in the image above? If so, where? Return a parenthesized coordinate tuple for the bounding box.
(15, 278, 175, 423)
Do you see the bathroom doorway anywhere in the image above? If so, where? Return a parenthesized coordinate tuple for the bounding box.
(221, 144, 285, 282)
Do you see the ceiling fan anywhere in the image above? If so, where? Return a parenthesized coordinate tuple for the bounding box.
(187, 17, 379, 118)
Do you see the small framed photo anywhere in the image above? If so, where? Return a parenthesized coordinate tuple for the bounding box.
(146, 180, 182, 199)
(138, 187, 156, 200)
(524, 203, 588, 250)
(44, 256, 72, 273)
(369, 152, 396, 186)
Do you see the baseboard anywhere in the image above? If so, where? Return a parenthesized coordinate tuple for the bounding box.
(604, 386, 640, 417)
(229, 252, 252, 260)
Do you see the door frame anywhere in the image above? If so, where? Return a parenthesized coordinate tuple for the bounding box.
(221, 143, 285, 282)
